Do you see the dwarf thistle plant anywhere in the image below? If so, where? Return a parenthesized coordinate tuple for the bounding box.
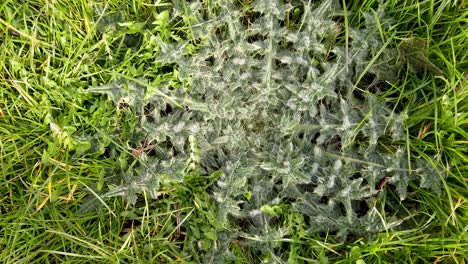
(86, 0, 442, 260)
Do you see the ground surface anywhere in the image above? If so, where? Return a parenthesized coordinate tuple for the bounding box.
(0, 0, 467, 263)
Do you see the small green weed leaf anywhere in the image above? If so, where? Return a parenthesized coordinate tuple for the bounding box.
(349, 246, 363, 260)
(153, 10, 171, 41)
(260, 205, 281, 217)
(118, 21, 145, 34)
(205, 229, 218, 241)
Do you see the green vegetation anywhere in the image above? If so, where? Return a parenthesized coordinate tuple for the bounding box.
(0, 0, 466, 263)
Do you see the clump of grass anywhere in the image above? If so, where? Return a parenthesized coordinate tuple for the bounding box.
(0, 0, 466, 262)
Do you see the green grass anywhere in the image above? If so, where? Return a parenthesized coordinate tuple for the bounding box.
(1, 0, 467, 262)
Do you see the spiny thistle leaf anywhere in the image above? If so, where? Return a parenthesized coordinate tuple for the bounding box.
(86, 0, 443, 261)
